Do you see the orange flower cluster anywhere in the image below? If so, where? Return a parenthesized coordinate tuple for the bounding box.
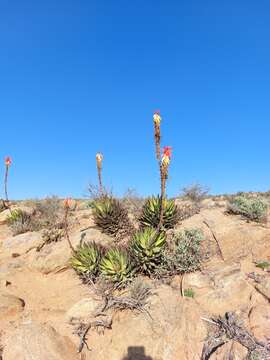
(5, 157, 12, 167)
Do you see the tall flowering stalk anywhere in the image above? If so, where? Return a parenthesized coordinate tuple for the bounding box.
(153, 110, 161, 162)
(158, 146, 172, 230)
(4, 157, 12, 210)
(96, 152, 104, 194)
(63, 198, 75, 253)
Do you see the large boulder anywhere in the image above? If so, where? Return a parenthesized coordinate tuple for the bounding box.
(2, 232, 42, 255)
(183, 264, 253, 316)
(82, 285, 207, 360)
(2, 322, 78, 360)
(249, 304, 270, 343)
(65, 297, 101, 323)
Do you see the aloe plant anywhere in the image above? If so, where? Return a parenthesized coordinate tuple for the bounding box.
(139, 196, 179, 230)
(130, 227, 166, 275)
(70, 241, 102, 279)
(99, 248, 133, 285)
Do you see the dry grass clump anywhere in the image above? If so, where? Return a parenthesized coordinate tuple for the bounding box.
(181, 183, 210, 204)
(7, 196, 67, 236)
(120, 188, 144, 218)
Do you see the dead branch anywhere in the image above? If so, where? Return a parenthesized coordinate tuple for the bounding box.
(201, 312, 270, 360)
(203, 220, 225, 261)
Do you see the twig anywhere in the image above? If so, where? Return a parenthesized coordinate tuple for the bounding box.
(203, 220, 225, 261)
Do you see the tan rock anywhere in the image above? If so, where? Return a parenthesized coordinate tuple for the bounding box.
(2, 321, 78, 360)
(65, 297, 101, 323)
(184, 264, 253, 315)
(0, 293, 25, 317)
(3, 232, 42, 255)
(82, 285, 207, 360)
(211, 341, 248, 359)
(249, 304, 270, 342)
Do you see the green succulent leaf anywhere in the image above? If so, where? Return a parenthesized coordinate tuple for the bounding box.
(139, 196, 179, 229)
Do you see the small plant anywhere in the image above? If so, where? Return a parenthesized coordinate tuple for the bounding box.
(92, 196, 133, 239)
(181, 183, 210, 203)
(255, 261, 270, 271)
(163, 229, 204, 274)
(130, 227, 166, 275)
(139, 195, 179, 230)
(41, 227, 64, 245)
(227, 195, 268, 222)
(183, 288, 195, 298)
(99, 248, 133, 285)
(70, 241, 102, 279)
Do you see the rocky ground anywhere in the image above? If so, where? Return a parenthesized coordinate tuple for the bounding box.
(0, 197, 270, 360)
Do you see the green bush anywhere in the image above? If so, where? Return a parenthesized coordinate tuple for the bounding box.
(130, 228, 166, 275)
(227, 195, 267, 222)
(70, 241, 102, 280)
(162, 228, 203, 275)
(139, 196, 179, 229)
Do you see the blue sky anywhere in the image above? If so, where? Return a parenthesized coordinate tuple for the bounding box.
(1, 0, 270, 199)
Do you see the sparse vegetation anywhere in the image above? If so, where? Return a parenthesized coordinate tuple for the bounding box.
(181, 183, 210, 203)
(34, 196, 63, 229)
(7, 209, 38, 235)
(130, 227, 166, 275)
(92, 195, 133, 240)
(227, 195, 268, 222)
(139, 196, 179, 230)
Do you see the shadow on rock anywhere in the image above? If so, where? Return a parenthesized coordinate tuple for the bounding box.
(122, 346, 153, 360)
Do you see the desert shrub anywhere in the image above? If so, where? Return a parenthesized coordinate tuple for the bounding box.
(99, 247, 134, 286)
(34, 196, 63, 228)
(92, 196, 133, 239)
(70, 241, 103, 280)
(162, 228, 204, 275)
(181, 183, 210, 203)
(227, 195, 267, 222)
(7, 209, 39, 235)
(130, 227, 166, 275)
(120, 188, 144, 218)
(38, 228, 64, 250)
(139, 196, 179, 229)
(178, 203, 200, 221)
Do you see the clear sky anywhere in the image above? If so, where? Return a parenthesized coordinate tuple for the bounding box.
(1, 0, 270, 199)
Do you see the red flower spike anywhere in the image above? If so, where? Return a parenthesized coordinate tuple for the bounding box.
(154, 109, 160, 115)
(162, 146, 172, 158)
(5, 157, 12, 166)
